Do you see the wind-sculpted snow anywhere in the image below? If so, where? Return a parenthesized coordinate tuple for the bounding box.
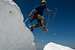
(0, 0, 36, 50)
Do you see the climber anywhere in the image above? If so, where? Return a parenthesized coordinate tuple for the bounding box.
(28, 0, 50, 32)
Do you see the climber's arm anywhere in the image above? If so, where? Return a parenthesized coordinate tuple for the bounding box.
(28, 9, 36, 17)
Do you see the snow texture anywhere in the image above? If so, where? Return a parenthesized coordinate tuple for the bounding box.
(43, 42, 74, 50)
(0, 0, 36, 50)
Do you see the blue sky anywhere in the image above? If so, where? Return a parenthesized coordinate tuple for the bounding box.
(14, 0, 75, 49)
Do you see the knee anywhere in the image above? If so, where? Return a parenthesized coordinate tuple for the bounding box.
(38, 15, 44, 20)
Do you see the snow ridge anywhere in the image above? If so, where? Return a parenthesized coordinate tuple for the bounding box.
(43, 42, 74, 50)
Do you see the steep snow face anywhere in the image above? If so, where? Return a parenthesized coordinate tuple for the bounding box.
(0, 0, 16, 6)
(43, 42, 74, 50)
(0, 0, 36, 50)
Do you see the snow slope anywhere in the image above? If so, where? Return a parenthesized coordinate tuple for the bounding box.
(43, 42, 74, 50)
(0, 0, 36, 50)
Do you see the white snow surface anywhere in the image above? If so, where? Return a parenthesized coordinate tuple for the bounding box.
(43, 42, 74, 50)
(0, 0, 36, 50)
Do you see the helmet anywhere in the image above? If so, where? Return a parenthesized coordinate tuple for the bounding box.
(41, 0, 47, 4)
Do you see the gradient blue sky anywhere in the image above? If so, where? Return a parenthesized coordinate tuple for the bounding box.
(14, 0, 75, 49)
